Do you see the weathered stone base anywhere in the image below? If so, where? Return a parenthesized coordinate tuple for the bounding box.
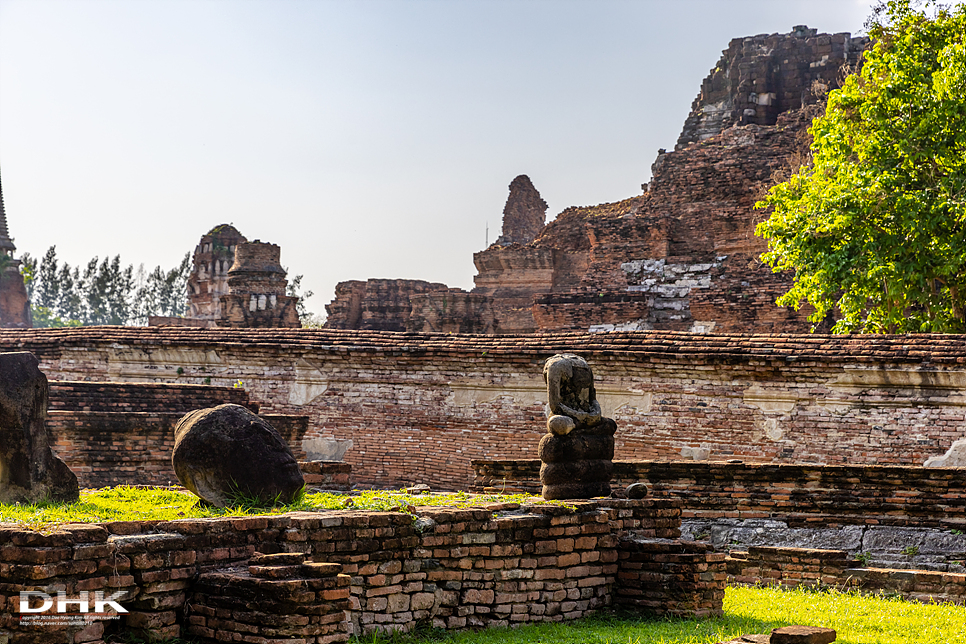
(681, 519, 966, 572)
(616, 537, 726, 618)
(186, 553, 351, 643)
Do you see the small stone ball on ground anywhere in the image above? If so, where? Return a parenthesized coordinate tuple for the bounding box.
(625, 482, 649, 499)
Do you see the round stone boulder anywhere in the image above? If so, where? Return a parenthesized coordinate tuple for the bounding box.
(625, 482, 649, 499)
(172, 404, 304, 507)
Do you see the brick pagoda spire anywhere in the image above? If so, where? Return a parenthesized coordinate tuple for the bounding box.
(0, 165, 32, 327)
(0, 167, 16, 256)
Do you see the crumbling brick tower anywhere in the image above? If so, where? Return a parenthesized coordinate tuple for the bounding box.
(0, 168, 32, 329)
(187, 224, 248, 320)
(494, 174, 548, 246)
(218, 241, 301, 328)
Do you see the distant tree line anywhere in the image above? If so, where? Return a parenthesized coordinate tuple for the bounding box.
(20, 246, 191, 327)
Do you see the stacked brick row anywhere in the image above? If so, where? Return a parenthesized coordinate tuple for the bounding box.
(403, 505, 619, 632)
(47, 382, 256, 413)
(473, 459, 542, 495)
(0, 499, 697, 643)
(187, 552, 350, 643)
(616, 537, 726, 618)
(727, 546, 966, 605)
(473, 460, 966, 530)
(727, 547, 857, 588)
(6, 326, 965, 364)
(298, 461, 351, 490)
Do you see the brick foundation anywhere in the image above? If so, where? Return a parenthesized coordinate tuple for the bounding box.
(299, 461, 351, 490)
(616, 537, 726, 618)
(186, 553, 351, 643)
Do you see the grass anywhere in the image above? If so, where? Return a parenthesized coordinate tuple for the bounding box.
(349, 586, 966, 644)
(100, 586, 966, 644)
(0, 486, 561, 530)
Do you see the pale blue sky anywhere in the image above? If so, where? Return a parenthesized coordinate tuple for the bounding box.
(0, 0, 874, 317)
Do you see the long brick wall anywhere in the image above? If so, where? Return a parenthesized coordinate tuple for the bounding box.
(472, 460, 966, 529)
(0, 499, 719, 643)
(48, 381, 256, 413)
(726, 546, 966, 605)
(2, 327, 965, 489)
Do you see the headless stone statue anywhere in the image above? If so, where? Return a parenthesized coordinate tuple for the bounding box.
(539, 354, 616, 500)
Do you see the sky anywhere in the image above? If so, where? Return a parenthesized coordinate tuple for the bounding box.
(0, 0, 876, 319)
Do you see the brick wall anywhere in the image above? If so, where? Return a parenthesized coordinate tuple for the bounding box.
(3, 327, 965, 489)
(726, 546, 966, 605)
(473, 460, 966, 530)
(48, 382, 256, 414)
(0, 498, 716, 643)
(45, 380, 306, 488)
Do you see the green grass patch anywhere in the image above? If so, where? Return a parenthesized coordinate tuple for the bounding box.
(349, 586, 966, 644)
(0, 486, 560, 530)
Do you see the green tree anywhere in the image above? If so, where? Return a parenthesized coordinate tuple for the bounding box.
(130, 253, 191, 325)
(756, 0, 966, 333)
(19, 254, 37, 300)
(286, 272, 319, 327)
(21, 246, 190, 327)
(56, 264, 84, 324)
(36, 246, 61, 311)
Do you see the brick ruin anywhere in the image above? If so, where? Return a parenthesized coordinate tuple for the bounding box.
(324, 27, 869, 335)
(0, 169, 33, 329)
(324, 279, 455, 331)
(186, 224, 247, 323)
(493, 174, 548, 247)
(217, 241, 300, 328)
(150, 226, 301, 329)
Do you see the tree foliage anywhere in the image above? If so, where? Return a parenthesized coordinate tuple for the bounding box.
(756, 0, 966, 333)
(20, 247, 191, 327)
(286, 273, 320, 326)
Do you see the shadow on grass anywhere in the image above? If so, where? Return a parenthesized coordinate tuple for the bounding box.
(348, 609, 793, 644)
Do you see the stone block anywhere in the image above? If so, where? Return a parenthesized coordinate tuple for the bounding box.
(771, 625, 836, 644)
